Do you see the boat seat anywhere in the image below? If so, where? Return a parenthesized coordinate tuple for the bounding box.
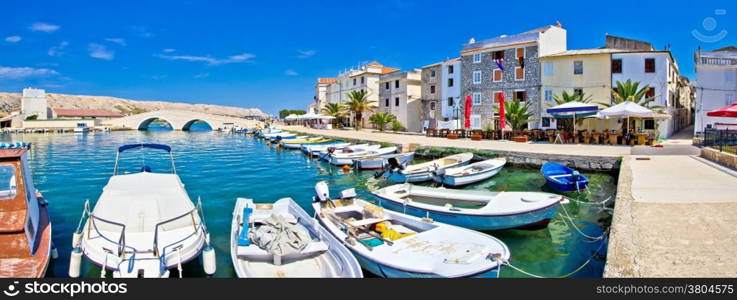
(236, 241, 328, 261)
(0, 210, 26, 233)
(346, 217, 388, 227)
(549, 174, 573, 179)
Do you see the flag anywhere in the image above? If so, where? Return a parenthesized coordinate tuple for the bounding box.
(464, 94, 472, 129)
(498, 92, 506, 130)
(495, 58, 504, 70)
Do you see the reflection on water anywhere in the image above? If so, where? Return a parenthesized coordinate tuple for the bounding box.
(2, 130, 613, 278)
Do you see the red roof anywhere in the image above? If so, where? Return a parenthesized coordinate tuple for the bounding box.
(52, 108, 124, 118)
(318, 78, 338, 84)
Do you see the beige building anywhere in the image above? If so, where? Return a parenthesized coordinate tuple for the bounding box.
(377, 70, 422, 132)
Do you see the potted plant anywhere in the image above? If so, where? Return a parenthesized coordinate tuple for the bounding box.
(447, 133, 459, 139)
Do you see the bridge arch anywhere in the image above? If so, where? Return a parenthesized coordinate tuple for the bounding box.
(181, 119, 213, 131)
(137, 116, 175, 130)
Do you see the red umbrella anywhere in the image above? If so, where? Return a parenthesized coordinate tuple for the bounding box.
(498, 92, 506, 130)
(706, 102, 737, 118)
(464, 94, 472, 128)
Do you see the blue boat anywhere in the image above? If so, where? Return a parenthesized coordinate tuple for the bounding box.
(541, 162, 589, 192)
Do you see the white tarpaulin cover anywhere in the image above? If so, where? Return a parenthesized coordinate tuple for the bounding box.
(251, 214, 311, 256)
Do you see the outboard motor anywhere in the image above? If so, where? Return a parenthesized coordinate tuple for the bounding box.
(387, 157, 404, 172)
(432, 168, 446, 178)
(327, 147, 336, 155)
(572, 170, 581, 191)
(314, 181, 330, 203)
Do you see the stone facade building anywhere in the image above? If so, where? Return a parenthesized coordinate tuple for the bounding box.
(460, 23, 566, 130)
(420, 62, 442, 130)
(377, 70, 422, 132)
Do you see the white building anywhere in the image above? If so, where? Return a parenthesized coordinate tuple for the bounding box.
(314, 78, 334, 112)
(440, 58, 462, 122)
(378, 70, 422, 132)
(21, 88, 49, 120)
(694, 46, 737, 133)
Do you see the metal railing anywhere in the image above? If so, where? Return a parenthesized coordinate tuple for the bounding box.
(154, 197, 208, 272)
(697, 128, 737, 154)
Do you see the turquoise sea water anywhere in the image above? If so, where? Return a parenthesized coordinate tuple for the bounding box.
(3, 127, 614, 278)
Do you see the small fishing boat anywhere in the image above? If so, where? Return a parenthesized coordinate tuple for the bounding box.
(372, 184, 565, 230)
(69, 144, 216, 278)
(280, 137, 332, 149)
(0, 142, 54, 278)
(541, 162, 589, 192)
(354, 152, 415, 170)
(267, 134, 302, 142)
(318, 144, 380, 161)
(432, 158, 506, 187)
(257, 128, 282, 138)
(312, 182, 510, 278)
(384, 152, 473, 183)
(301, 142, 350, 155)
(329, 146, 397, 166)
(230, 197, 362, 278)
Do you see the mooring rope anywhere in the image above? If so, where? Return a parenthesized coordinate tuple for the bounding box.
(559, 204, 607, 241)
(564, 195, 612, 206)
(497, 236, 607, 278)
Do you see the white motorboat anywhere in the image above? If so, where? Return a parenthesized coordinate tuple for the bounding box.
(69, 144, 216, 278)
(353, 152, 415, 170)
(317, 144, 380, 161)
(432, 158, 507, 187)
(230, 198, 362, 278)
(311, 182, 510, 278)
(329, 146, 397, 166)
(301, 142, 350, 155)
(384, 152, 473, 183)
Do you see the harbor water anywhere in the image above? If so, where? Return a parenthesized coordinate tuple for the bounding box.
(3, 127, 614, 278)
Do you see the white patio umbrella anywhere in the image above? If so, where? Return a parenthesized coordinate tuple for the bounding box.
(596, 101, 671, 138)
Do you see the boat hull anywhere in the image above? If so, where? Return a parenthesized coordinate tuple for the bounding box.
(432, 166, 503, 187)
(354, 153, 414, 170)
(375, 195, 559, 231)
(544, 179, 589, 193)
(353, 250, 500, 278)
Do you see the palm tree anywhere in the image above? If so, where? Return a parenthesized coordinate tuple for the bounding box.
(368, 112, 396, 132)
(495, 98, 539, 130)
(550, 90, 592, 106)
(343, 90, 376, 130)
(320, 103, 346, 128)
(604, 79, 664, 112)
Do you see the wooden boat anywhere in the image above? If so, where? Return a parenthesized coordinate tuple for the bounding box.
(318, 144, 380, 161)
(353, 152, 415, 170)
(230, 197, 362, 278)
(329, 146, 397, 166)
(541, 162, 589, 192)
(385, 152, 473, 183)
(280, 137, 332, 149)
(432, 158, 506, 187)
(69, 144, 216, 278)
(372, 184, 566, 230)
(312, 182, 510, 278)
(0, 142, 53, 278)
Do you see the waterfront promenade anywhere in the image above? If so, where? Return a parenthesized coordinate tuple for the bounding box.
(283, 125, 737, 277)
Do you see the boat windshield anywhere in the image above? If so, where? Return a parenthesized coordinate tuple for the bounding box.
(113, 145, 177, 175)
(0, 165, 17, 200)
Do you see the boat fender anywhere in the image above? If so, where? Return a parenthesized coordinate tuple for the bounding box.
(51, 242, 59, 260)
(72, 231, 83, 248)
(202, 246, 217, 275)
(68, 248, 83, 278)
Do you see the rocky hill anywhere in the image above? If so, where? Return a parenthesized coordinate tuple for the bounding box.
(0, 92, 267, 118)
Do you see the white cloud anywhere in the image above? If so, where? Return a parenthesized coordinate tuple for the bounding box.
(130, 26, 153, 38)
(285, 69, 298, 76)
(0, 66, 59, 80)
(47, 41, 69, 56)
(194, 72, 210, 79)
(297, 50, 316, 59)
(157, 52, 255, 65)
(29, 22, 60, 33)
(88, 43, 114, 60)
(105, 38, 127, 46)
(4, 36, 21, 43)
(162, 48, 176, 53)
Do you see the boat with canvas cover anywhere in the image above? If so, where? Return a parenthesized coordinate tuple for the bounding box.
(0, 142, 53, 278)
(353, 152, 415, 170)
(432, 158, 506, 187)
(280, 137, 332, 149)
(541, 162, 589, 192)
(372, 184, 566, 230)
(384, 152, 473, 183)
(328, 146, 397, 166)
(312, 181, 510, 278)
(230, 197, 362, 278)
(69, 144, 216, 278)
(317, 144, 380, 161)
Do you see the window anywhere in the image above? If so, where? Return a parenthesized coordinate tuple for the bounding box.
(542, 117, 551, 127)
(430, 102, 436, 110)
(473, 71, 482, 84)
(646, 87, 655, 99)
(471, 115, 481, 129)
(472, 93, 482, 105)
(644, 119, 655, 130)
(516, 47, 525, 60)
(514, 90, 526, 102)
(473, 53, 481, 63)
(574, 61, 583, 75)
(0, 165, 17, 201)
(448, 78, 454, 87)
(645, 58, 655, 73)
(544, 89, 553, 102)
(395, 80, 399, 88)
(395, 97, 400, 106)
(493, 69, 503, 82)
(544, 62, 554, 76)
(431, 70, 436, 77)
(448, 65, 454, 74)
(430, 85, 435, 94)
(385, 98, 389, 107)
(385, 82, 390, 89)
(492, 51, 505, 60)
(726, 94, 736, 106)
(353, 78, 357, 85)
(494, 91, 504, 105)
(574, 88, 583, 97)
(612, 59, 622, 74)
(448, 97, 454, 106)
(726, 71, 736, 84)
(360, 77, 364, 84)
(515, 67, 524, 80)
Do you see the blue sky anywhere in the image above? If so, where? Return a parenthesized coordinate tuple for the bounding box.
(1, 0, 735, 114)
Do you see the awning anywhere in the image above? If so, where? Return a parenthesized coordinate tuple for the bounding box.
(596, 101, 671, 119)
(706, 102, 737, 118)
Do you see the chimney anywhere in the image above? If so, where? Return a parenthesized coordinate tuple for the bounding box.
(555, 21, 562, 28)
(468, 37, 476, 44)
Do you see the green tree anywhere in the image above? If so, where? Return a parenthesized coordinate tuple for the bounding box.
(343, 90, 376, 130)
(495, 98, 539, 130)
(278, 109, 306, 119)
(551, 90, 592, 106)
(368, 112, 396, 131)
(605, 79, 664, 112)
(320, 103, 347, 128)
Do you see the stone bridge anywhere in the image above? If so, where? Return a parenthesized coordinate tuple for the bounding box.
(109, 110, 262, 130)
